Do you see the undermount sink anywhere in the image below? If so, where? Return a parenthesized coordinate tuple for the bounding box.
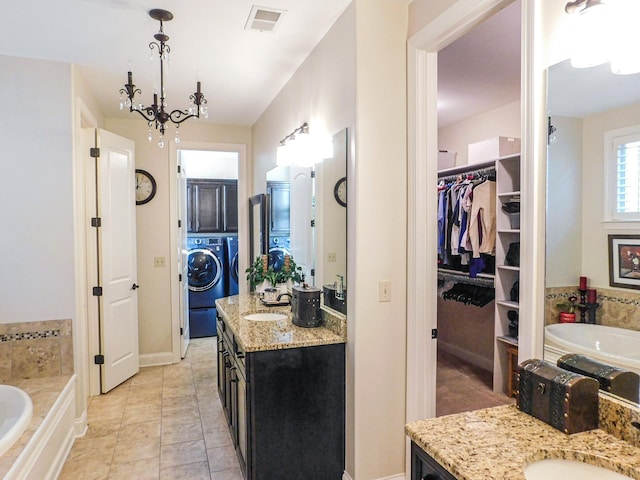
(243, 312, 288, 322)
(524, 459, 633, 480)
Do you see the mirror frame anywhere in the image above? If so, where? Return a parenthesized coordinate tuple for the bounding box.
(249, 193, 268, 265)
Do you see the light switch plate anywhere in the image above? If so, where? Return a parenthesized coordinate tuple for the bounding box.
(154, 256, 166, 268)
(379, 281, 391, 302)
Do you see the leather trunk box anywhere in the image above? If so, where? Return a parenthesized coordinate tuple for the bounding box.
(517, 359, 599, 434)
(558, 353, 640, 403)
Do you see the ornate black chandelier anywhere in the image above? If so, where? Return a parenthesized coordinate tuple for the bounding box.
(119, 9, 207, 148)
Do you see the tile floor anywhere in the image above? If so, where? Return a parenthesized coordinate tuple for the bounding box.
(436, 348, 515, 417)
(59, 337, 242, 480)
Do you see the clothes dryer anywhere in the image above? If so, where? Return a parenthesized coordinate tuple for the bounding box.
(187, 236, 226, 337)
(226, 236, 239, 296)
(269, 236, 291, 272)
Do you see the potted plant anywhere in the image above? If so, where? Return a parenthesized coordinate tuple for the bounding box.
(246, 254, 304, 291)
(276, 255, 304, 286)
(246, 255, 271, 291)
(556, 295, 581, 323)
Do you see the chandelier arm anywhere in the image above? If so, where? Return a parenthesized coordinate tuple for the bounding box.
(130, 107, 159, 124)
(168, 109, 198, 125)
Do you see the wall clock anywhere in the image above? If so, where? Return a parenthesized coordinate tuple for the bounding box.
(135, 169, 157, 205)
(333, 176, 347, 207)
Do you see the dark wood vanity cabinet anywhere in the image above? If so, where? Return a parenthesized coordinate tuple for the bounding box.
(187, 179, 238, 233)
(411, 442, 457, 480)
(216, 316, 345, 479)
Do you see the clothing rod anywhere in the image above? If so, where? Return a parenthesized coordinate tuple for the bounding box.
(438, 166, 496, 184)
(437, 269, 495, 288)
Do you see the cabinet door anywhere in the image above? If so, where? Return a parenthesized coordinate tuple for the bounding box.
(267, 181, 290, 236)
(411, 442, 457, 480)
(223, 182, 238, 232)
(186, 182, 194, 233)
(194, 183, 223, 232)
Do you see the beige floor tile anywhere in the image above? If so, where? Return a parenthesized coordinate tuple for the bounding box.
(160, 460, 212, 480)
(200, 412, 228, 432)
(163, 384, 197, 399)
(162, 394, 199, 412)
(207, 445, 239, 473)
(210, 467, 244, 480)
(67, 434, 117, 463)
(160, 439, 208, 469)
(107, 457, 160, 480)
(161, 419, 204, 445)
(203, 427, 232, 449)
(127, 391, 162, 408)
(117, 419, 161, 441)
(161, 408, 202, 427)
(138, 365, 165, 376)
(122, 403, 162, 425)
(58, 457, 111, 480)
(131, 372, 164, 387)
(112, 438, 160, 464)
(83, 419, 123, 440)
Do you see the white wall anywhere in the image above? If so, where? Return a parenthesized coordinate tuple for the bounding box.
(104, 118, 251, 357)
(581, 103, 640, 288)
(545, 116, 583, 287)
(0, 55, 75, 324)
(438, 100, 521, 166)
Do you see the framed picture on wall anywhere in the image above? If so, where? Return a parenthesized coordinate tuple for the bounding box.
(608, 234, 640, 290)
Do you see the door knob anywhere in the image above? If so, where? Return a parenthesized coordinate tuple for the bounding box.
(132, 283, 140, 290)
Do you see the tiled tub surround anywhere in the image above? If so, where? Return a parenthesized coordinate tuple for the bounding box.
(215, 294, 347, 352)
(545, 286, 640, 330)
(0, 375, 75, 480)
(406, 399, 640, 480)
(0, 319, 73, 383)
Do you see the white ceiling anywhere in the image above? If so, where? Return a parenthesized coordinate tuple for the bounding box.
(0, 0, 351, 126)
(438, 0, 521, 128)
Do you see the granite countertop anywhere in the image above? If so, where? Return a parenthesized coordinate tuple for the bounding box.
(406, 405, 640, 480)
(215, 293, 347, 352)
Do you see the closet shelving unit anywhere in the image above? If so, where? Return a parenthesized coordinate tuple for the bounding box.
(493, 153, 521, 395)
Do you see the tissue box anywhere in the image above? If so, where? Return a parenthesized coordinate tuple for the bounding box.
(517, 358, 599, 434)
(468, 136, 520, 164)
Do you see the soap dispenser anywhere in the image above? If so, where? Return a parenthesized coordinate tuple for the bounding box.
(335, 275, 344, 300)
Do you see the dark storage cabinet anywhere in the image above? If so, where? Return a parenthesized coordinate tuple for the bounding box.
(266, 180, 290, 237)
(411, 442, 457, 480)
(187, 179, 238, 233)
(217, 315, 345, 479)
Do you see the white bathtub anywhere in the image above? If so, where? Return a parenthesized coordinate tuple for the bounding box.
(0, 385, 33, 457)
(545, 323, 640, 373)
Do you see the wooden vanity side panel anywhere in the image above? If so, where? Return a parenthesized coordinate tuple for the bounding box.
(247, 343, 345, 480)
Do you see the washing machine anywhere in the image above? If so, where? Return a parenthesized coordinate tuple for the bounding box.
(269, 236, 291, 272)
(187, 236, 226, 337)
(226, 235, 239, 296)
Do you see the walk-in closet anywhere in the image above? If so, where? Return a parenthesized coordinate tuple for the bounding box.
(434, 0, 522, 416)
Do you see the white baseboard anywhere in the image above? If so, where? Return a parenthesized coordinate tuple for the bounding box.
(139, 351, 176, 367)
(74, 409, 87, 437)
(343, 471, 406, 480)
(439, 340, 493, 372)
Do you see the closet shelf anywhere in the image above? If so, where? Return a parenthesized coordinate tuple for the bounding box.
(498, 190, 521, 198)
(497, 265, 520, 272)
(497, 229, 520, 234)
(496, 335, 518, 347)
(496, 300, 519, 309)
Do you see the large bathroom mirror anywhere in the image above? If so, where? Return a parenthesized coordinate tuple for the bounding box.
(264, 128, 348, 314)
(544, 58, 640, 404)
(248, 193, 268, 271)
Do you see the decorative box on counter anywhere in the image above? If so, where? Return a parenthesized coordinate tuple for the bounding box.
(558, 353, 640, 403)
(517, 358, 599, 434)
(291, 284, 322, 328)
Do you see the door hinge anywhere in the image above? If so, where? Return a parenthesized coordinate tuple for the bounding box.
(91, 217, 101, 227)
(90, 147, 100, 158)
(94, 354, 104, 365)
(179, 274, 183, 282)
(180, 327, 184, 335)
(178, 219, 182, 228)
(311, 170, 316, 178)
(310, 219, 315, 227)
(177, 165, 181, 173)
(92, 286, 103, 296)
(432, 328, 438, 339)
(310, 268, 315, 276)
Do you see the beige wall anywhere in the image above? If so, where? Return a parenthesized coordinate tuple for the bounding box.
(438, 100, 521, 166)
(408, 0, 458, 38)
(105, 118, 251, 358)
(0, 55, 75, 324)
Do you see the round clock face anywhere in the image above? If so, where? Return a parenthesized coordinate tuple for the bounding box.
(334, 176, 347, 207)
(135, 169, 157, 205)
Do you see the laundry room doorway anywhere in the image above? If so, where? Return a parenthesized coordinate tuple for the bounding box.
(169, 142, 248, 355)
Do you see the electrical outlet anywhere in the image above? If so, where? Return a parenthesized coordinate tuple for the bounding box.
(154, 256, 166, 268)
(379, 281, 391, 302)
(327, 252, 337, 262)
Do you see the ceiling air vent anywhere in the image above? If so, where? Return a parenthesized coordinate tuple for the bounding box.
(245, 5, 286, 33)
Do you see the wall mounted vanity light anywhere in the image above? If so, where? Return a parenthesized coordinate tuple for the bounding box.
(565, 0, 640, 74)
(119, 9, 208, 148)
(276, 122, 333, 167)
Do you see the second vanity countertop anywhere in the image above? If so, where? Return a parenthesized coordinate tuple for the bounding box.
(215, 293, 346, 352)
(406, 404, 640, 480)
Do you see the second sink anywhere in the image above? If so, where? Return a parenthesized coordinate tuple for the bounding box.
(243, 312, 288, 322)
(524, 459, 633, 480)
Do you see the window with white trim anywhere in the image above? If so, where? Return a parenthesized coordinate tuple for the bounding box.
(605, 125, 640, 221)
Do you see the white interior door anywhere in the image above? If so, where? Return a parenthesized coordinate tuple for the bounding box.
(178, 160, 190, 357)
(95, 128, 139, 393)
(289, 166, 314, 283)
